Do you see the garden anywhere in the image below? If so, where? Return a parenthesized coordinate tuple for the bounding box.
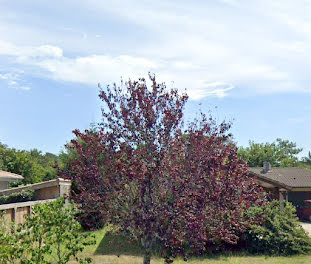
(1, 75, 311, 264)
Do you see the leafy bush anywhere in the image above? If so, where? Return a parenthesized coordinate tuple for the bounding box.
(8, 181, 26, 188)
(245, 200, 311, 255)
(0, 213, 25, 263)
(0, 198, 95, 264)
(0, 189, 34, 205)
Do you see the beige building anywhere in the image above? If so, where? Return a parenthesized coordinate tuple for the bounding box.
(249, 162, 311, 203)
(0, 178, 71, 224)
(0, 170, 24, 190)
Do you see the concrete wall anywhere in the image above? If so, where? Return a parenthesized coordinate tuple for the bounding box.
(0, 178, 71, 225)
(15, 206, 30, 225)
(0, 178, 71, 201)
(35, 186, 60, 200)
(0, 199, 56, 225)
(0, 182, 8, 191)
(3, 208, 13, 222)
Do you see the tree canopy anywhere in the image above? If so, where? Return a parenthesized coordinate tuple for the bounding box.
(62, 75, 265, 264)
(0, 142, 61, 184)
(302, 152, 311, 166)
(238, 138, 302, 167)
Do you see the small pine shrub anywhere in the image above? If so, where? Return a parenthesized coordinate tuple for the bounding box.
(245, 200, 311, 255)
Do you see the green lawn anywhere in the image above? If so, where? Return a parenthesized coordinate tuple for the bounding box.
(70, 226, 311, 264)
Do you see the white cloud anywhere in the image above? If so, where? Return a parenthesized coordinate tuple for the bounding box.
(1, 0, 311, 98)
(0, 40, 234, 98)
(0, 38, 306, 99)
(19, 86, 31, 91)
(0, 41, 161, 86)
(195, 82, 234, 99)
(37, 54, 158, 84)
(0, 71, 31, 91)
(0, 40, 62, 58)
(8, 80, 17, 85)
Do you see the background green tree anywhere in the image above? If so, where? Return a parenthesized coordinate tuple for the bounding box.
(238, 138, 302, 167)
(0, 141, 67, 184)
(302, 151, 311, 166)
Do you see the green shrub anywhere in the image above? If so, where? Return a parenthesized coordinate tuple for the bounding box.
(8, 181, 26, 188)
(0, 190, 34, 205)
(245, 200, 311, 255)
(0, 198, 95, 264)
(0, 213, 26, 263)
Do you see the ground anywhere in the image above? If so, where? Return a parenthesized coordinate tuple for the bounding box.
(68, 225, 311, 264)
(74, 255, 311, 264)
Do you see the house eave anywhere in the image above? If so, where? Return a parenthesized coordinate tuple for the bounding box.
(0, 177, 23, 182)
(249, 171, 292, 191)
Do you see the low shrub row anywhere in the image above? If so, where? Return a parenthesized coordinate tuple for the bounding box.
(0, 189, 34, 205)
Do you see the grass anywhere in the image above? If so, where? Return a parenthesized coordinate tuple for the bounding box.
(70, 226, 311, 264)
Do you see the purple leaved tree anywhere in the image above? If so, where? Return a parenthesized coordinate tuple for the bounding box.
(62, 74, 265, 264)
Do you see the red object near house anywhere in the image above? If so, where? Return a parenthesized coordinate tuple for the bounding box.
(296, 200, 311, 221)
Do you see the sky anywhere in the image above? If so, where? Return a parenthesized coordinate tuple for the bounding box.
(0, 0, 311, 157)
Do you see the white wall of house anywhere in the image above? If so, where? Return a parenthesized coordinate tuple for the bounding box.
(0, 181, 9, 190)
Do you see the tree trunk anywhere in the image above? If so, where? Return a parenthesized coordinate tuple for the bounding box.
(142, 237, 152, 264)
(143, 250, 151, 264)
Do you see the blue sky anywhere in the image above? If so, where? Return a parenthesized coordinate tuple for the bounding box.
(0, 0, 311, 157)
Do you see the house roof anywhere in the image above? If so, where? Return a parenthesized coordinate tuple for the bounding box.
(0, 170, 24, 182)
(248, 167, 311, 189)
